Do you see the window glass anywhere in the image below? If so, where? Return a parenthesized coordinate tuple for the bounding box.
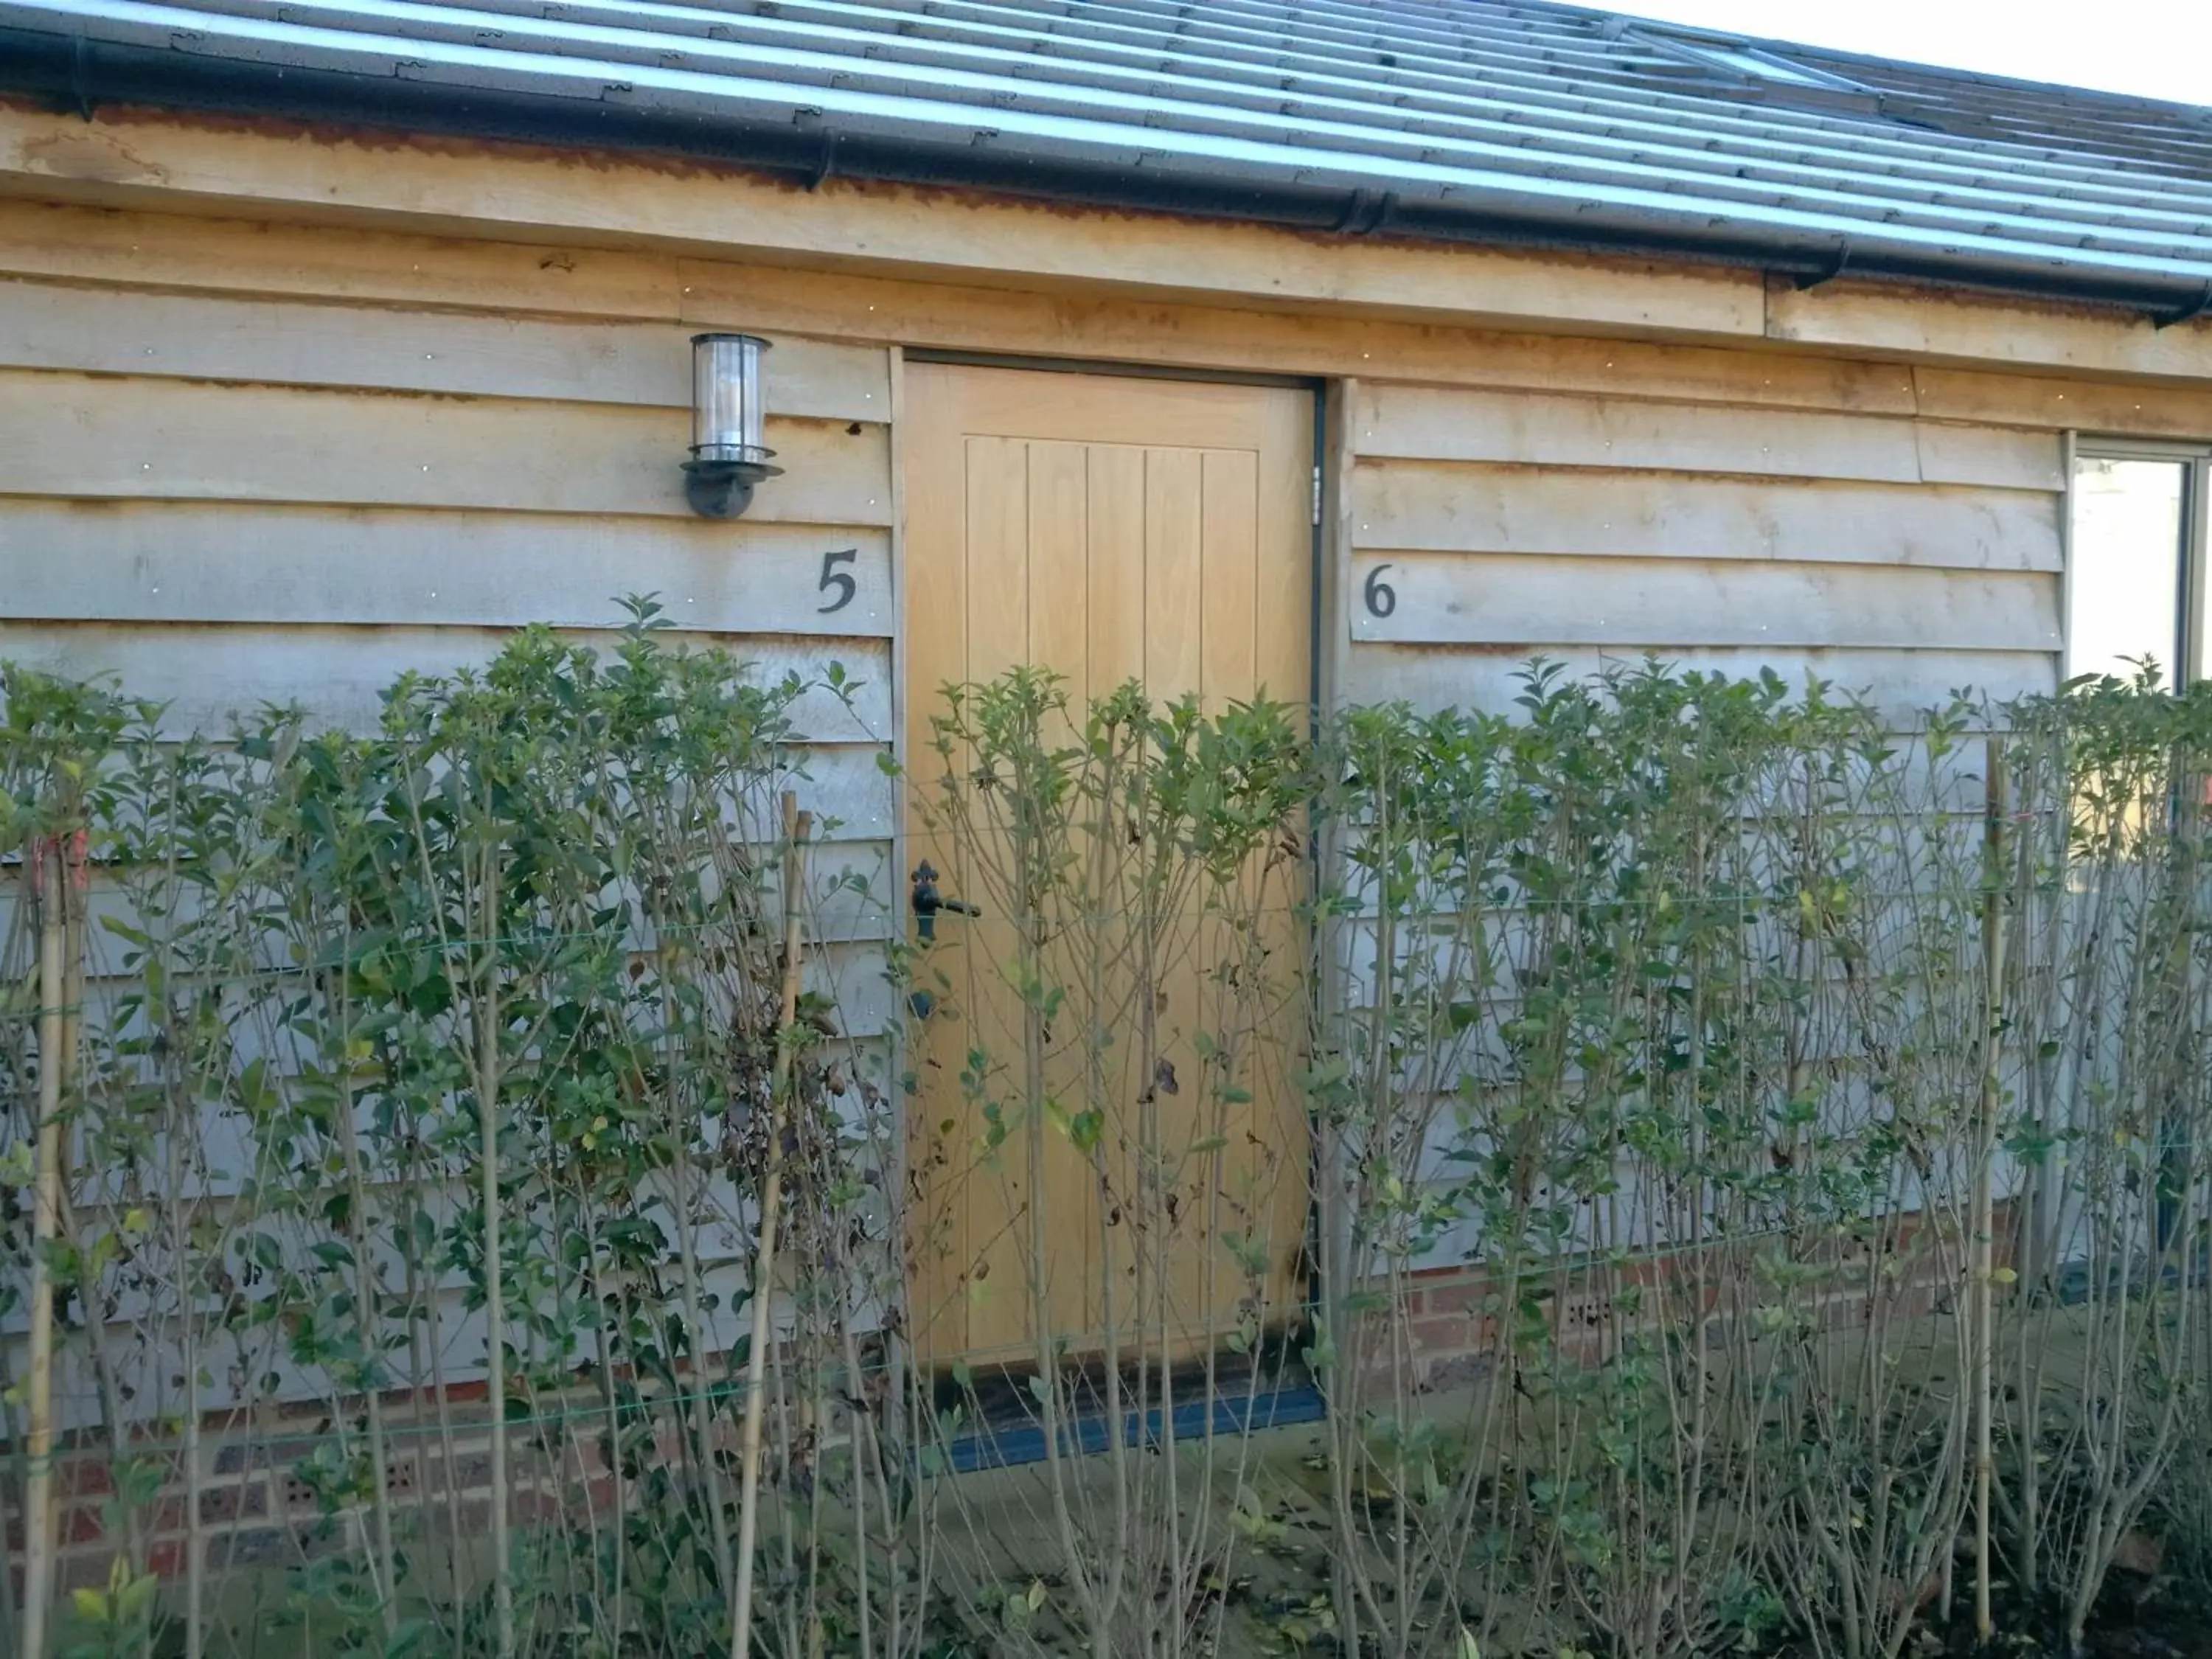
(2069, 456, 2188, 688)
(1694, 46, 1835, 86)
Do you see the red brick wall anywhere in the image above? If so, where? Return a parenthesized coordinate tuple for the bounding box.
(8, 1385, 633, 1596)
(1366, 1201, 2017, 1397)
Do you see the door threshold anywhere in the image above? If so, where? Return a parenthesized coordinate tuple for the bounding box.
(936, 1353, 1324, 1475)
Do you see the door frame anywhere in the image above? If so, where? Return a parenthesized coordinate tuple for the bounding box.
(886, 348, 1340, 1374)
(905, 347, 1322, 394)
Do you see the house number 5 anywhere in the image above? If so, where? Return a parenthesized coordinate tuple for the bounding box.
(817, 548, 859, 613)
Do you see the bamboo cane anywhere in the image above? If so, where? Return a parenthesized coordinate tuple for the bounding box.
(476, 842, 514, 1659)
(1973, 740, 2010, 1643)
(22, 837, 74, 1659)
(731, 795, 810, 1659)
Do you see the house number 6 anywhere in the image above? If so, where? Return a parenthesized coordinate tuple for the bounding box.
(1363, 563, 1397, 619)
(817, 548, 859, 613)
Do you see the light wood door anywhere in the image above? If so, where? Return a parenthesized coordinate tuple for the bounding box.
(903, 364, 1312, 1365)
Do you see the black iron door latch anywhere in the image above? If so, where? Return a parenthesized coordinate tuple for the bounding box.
(910, 861, 981, 942)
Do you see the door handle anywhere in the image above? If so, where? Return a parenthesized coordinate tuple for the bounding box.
(911, 861, 981, 942)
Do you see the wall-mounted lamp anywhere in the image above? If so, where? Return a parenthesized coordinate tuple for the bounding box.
(684, 333, 781, 518)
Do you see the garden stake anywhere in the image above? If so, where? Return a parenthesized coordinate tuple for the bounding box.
(1973, 740, 2009, 1643)
(471, 834, 515, 1659)
(732, 794, 810, 1659)
(21, 836, 75, 1659)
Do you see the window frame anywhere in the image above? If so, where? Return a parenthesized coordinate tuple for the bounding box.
(2066, 434, 2212, 684)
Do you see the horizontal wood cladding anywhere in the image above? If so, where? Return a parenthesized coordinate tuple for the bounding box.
(1340, 368, 2070, 715)
(1353, 463, 2062, 571)
(0, 198, 676, 319)
(0, 625, 894, 744)
(19, 922, 902, 1039)
(0, 838, 899, 979)
(0, 205, 1864, 407)
(1768, 276, 2212, 383)
(1354, 385, 2065, 492)
(0, 217, 902, 824)
(1349, 552, 2059, 652)
(1913, 367, 2212, 440)
(7, 194, 2197, 751)
(1, 372, 891, 524)
(0, 276, 891, 418)
(1, 201, 2206, 437)
(0, 501, 893, 636)
(0, 237, 894, 768)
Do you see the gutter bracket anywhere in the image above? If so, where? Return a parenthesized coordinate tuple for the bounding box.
(70, 32, 94, 121)
(806, 129, 841, 192)
(1794, 240, 1853, 291)
(2153, 281, 2212, 330)
(1334, 189, 1397, 237)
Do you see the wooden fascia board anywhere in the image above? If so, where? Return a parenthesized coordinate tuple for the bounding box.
(0, 100, 1765, 341)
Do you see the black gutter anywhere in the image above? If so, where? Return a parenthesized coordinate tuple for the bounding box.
(4, 24, 2211, 327)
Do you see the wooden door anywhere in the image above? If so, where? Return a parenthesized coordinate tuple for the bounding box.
(902, 364, 1312, 1366)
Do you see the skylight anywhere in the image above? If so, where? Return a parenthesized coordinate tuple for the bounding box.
(1683, 45, 1840, 88)
(1621, 27, 1874, 94)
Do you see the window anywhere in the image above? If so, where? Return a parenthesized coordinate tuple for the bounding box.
(2068, 445, 2211, 686)
(1672, 44, 1844, 88)
(1621, 27, 1871, 93)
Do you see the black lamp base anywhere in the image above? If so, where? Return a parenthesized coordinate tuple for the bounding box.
(683, 457, 782, 519)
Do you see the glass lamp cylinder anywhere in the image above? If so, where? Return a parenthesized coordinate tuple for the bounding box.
(691, 333, 771, 463)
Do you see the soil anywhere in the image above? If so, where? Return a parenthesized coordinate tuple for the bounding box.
(1924, 1576, 2212, 1659)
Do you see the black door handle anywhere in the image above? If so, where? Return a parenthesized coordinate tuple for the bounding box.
(911, 861, 981, 942)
